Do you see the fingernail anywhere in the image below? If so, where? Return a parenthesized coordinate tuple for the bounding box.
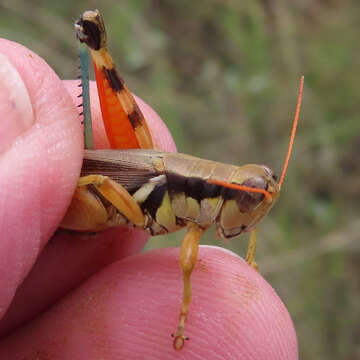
(0, 52, 34, 154)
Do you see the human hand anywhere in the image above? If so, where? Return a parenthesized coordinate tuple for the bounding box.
(0, 39, 298, 359)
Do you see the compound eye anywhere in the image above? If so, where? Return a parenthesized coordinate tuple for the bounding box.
(261, 165, 277, 182)
(235, 176, 267, 213)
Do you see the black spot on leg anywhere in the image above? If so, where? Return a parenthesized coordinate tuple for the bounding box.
(104, 68, 125, 92)
(128, 111, 142, 129)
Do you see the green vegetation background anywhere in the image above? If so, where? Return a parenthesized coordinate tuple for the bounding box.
(2, 0, 360, 358)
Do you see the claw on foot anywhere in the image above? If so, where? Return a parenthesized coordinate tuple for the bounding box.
(172, 329, 189, 350)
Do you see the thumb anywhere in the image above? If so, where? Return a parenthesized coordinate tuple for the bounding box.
(0, 39, 83, 319)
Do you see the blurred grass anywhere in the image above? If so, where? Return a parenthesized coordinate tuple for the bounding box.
(1, 0, 360, 358)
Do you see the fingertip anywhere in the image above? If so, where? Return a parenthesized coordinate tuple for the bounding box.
(0, 247, 297, 359)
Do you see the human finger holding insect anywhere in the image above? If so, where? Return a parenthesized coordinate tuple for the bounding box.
(0, 11, 298, 358)
(0, 38, 174, 338)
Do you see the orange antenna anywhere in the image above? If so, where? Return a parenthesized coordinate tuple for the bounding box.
(206, 179, 271, 200)
(207, 77, 304, 199)
(279, 76, 304, 188)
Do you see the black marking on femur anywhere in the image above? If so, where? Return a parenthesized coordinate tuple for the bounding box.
(166, 172, 223, 202)
(104, 68, 125, 92)
(141, 184, 167, 220)
(234, 177, 268, 213)
(76, 19, 101, 50)
(127, 111, 142, 129)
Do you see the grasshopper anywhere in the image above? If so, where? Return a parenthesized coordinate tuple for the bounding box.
(61, 10, 304, 350)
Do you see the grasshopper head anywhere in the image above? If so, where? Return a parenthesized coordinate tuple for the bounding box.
(215, 164, 280, 239)
(210, 76, 304, 240)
